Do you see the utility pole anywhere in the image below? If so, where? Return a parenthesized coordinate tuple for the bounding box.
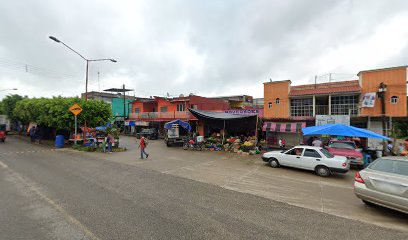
(123, 84, 126, 119)
(377, 82, 387, 153)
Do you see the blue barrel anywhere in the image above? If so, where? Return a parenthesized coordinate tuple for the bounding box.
(55, 135, 65, 148)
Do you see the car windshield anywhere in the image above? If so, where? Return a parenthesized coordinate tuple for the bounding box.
(329, 142, 355, 150)
(320, 148, 334, 158)
(141, 129, 151, 133)
(369, 159, 408, 176)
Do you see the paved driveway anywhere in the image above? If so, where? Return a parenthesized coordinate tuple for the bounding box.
(95, 136, 408, 232)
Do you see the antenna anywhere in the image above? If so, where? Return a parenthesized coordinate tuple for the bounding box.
(97, 71, 100, 92)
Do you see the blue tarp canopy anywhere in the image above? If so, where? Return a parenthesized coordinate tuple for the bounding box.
(164, 119, 192, 132)
(95, 122, 112, 131)
(302, 124, 390, 140)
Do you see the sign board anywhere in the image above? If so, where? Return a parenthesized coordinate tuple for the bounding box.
(315, 115, 350, 126)
(224, 109, 261, 115)
(361, 92, 376, 108)
(69, 104, 82, 116)
(135, 121, 149, 126)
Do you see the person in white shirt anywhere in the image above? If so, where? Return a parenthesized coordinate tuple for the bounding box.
(312, 137, 323, 147)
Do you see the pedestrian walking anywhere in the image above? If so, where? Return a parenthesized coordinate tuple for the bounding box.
(139, 136, 149, 159)
(29, 126, 36, 143)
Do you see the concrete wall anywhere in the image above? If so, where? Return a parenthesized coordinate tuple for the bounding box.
(264, 80, 291, 119)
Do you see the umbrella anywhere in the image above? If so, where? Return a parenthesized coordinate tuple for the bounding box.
(302, 124, 390, 140)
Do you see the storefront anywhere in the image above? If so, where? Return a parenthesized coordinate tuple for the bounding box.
(262, 122, 306, 147)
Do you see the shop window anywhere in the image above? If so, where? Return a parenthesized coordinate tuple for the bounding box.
(276, 98, 280, 104)
(160, 106, 168, 112)
(390, 96, 398, 104)
(134, 108, 140, 113)
(268, 102, 272, 108)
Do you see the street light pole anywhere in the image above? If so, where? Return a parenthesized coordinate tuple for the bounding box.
(49, 36, 117, 143)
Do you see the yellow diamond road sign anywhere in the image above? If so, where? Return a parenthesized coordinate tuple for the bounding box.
(69, 104, 82, 116)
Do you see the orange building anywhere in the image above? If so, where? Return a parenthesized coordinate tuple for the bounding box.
(263, 66, 408, 147)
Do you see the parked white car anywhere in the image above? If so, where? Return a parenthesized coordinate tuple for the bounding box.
(262, 146, 349, 177)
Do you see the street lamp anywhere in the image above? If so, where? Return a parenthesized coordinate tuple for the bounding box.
(48, 36, 117, 100)
(0, 88, 18, 92)
(49, 36, 116, 143)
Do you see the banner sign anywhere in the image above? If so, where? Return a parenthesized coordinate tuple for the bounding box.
(316, 115, 350, 126)
(361, 92, 376, 108)
(224, 109, 261, 115)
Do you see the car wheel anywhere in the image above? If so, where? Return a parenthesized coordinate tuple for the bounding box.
(147, 136, 151, 140)
(183, 142, 189, 150)
(269, 158, 280, 168)
(315, 166, 330, 177)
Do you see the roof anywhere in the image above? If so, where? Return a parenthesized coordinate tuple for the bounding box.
(263, 80, 291, 85)
(189, 109, 256, 120)
(289, 80, 361, 96)
(357, 65, 408, 75)
(104, 88, 133, 93)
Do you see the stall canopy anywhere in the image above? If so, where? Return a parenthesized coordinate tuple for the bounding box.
(164, 119, 192, 132)
(263, 122, 305, 133)
(189, 109, 256, 120)
(302, 124, 390, 140)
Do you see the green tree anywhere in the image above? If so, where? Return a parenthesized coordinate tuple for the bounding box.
(13, 97, 112, 131)
(2, 94, 26, 121)
(0, 101, 5, 114)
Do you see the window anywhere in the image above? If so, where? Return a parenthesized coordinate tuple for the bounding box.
(320, 149, 334, 158)
(390, 96, 398, 104)
(268, 102, 272, 108)
(177, 104, 186, 112)
(290, 98, 313, 116)
(285, 148, 304, 156)
(275, 98, 280, 104)
(160, 106, 168, 112)
(190, 104, 198, 109)
(331, 95, 359, 115)
(134, 108, 140, 113)
(303, 149, 321, 158)
(328, 141, 356, 150)
(369, 159, 408, 176)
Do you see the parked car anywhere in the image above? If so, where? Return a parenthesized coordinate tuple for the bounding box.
(326, 140, 364, 168)
(262, 146, 349, 177)
(136, 128, 158, 140)
(354, 157, 408, 214)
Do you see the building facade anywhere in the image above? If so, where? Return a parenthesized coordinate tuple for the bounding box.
(263, 66, 408, 147)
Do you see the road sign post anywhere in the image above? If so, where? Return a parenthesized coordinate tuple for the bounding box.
(69, 104, 83, 145)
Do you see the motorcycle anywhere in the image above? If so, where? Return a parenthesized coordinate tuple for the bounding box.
(183, 139, 204, 151)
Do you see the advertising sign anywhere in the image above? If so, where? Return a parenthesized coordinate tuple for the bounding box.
(361, 92, 376, 108)
(224, 109, 262, 116)
(315, 115, 350, 126)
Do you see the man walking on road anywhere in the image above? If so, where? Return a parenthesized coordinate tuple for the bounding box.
(139, 136, 149, 159)
(29, 126, 36, 143)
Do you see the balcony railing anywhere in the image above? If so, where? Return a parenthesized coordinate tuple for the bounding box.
(129, 111, 192, 120)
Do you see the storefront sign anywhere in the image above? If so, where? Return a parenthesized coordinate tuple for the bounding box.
(135, 121, 149, 126)
(316, 115, 350, 126)
(361, 92, 376, 108)
(224, 109, 262, 116)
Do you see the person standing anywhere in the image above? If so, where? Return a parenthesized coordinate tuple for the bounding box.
(107, 133, 114, 153)
(312, 137, 323, 147)
(29, 126, 36, 143)
(139, 136, 149, 159)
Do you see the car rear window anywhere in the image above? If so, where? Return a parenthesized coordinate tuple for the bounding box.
(329, 142, 356, 149)
(320, 148, 334, 158)
(369, 159, 408, 176)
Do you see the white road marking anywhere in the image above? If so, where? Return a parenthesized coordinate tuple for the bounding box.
(0, 160, 8, 169)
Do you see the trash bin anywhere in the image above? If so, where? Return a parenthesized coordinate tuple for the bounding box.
(55, 135, 64, 148)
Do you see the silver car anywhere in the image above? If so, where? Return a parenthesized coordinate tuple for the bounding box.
(354, 157, 408, 214)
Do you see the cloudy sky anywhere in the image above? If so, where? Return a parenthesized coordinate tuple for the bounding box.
(1, 0, 408, 99)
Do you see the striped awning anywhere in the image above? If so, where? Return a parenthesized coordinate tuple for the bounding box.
(262, 122, 306, 133)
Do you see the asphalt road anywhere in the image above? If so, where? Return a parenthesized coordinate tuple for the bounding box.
(0, 136, 407, 240)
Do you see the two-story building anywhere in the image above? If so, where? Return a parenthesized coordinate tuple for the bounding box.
(129, 95, 229, 136)
(263, 66, 408, 147)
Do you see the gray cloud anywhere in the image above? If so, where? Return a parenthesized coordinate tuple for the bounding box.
(1, 0, 407, 99)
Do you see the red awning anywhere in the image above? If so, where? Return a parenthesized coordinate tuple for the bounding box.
(262, 122, 305, 133)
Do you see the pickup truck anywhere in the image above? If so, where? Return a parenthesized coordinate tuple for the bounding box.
(326, 140, 364, 168)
